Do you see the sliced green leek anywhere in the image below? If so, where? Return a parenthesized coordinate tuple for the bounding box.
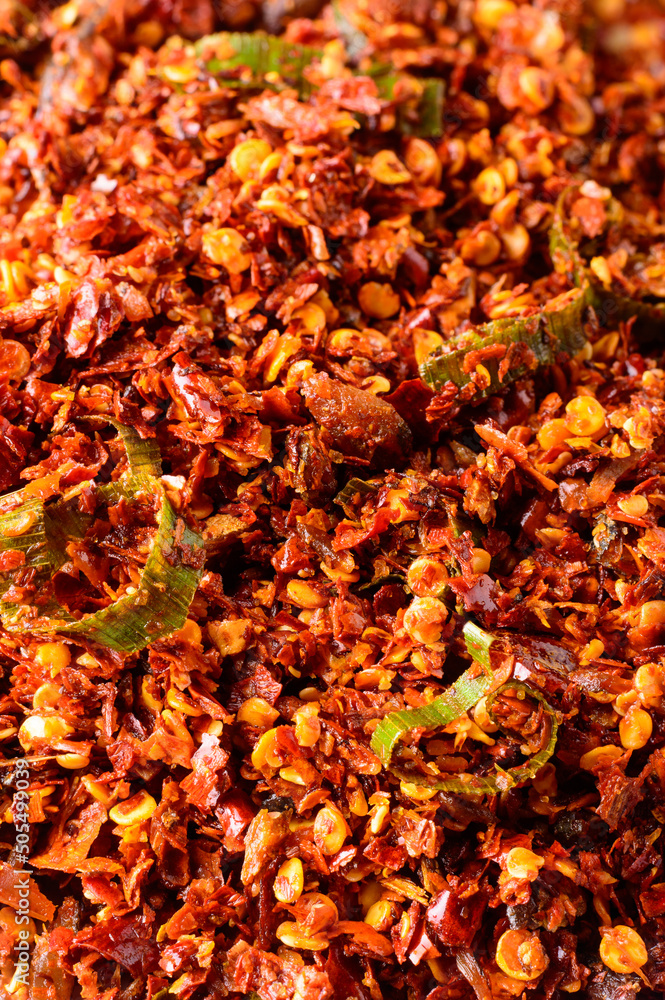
(389, 681, 558, 795)
(370, 622, 497, 766)
(335, 477, 379, 516)
(332, 0, 447, 135)
(420, 286, 589, 394)
(0, 425, 203, 652)
(195, 32, 320, 94)
(185, 33, 445, 137)
(108, 420, 162, 477)
(371, 623, 558, 795)
(420, 183, 665, 398)
(331, 0, 368, 62)
(550, 189, 665, 330)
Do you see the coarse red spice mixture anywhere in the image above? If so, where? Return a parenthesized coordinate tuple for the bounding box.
(2, 0, 665, 996)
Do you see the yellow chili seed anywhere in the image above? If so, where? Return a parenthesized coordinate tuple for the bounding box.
(590, 255, 612, 286)
(299, 686, 321, 702)
(55, 753, 90, 769)
(505, 847, 545, 881)
(208, 618, 251, 656)
(549, 862, 577, 888)
(427, 958, 448, 984)
(640, 600, 665, 626)
(161, 61, 198, 84)
(202, 227, 252, 273)
(141, 676, 162, 713)
(537, 418, 570, 450)
(470, 548, 491, 574)
(259, 151, 283, 181)
(348, 785, 368, 816)
(354, 667, 394, 690)
(498, 157, 519, 187)
(174, 618, 202, 645)
(495, 928, 549, 981)
(617, 494, 649, 518)
(314, 805, 348, 855)
(32, 683, 61, 710)
(274, 857, 304, 903)
(237, 697, 279, 728)
(365, 900, 398, 931)
(580, 745, 624, 770)
(461, 230, 502, 266)
(286, 580, 328, 609)
(294, 705, 321, 747)
(564, 396, 606, 437)
(400, 780, 438, 801)
(362, 375, 391, 395)
(275, 922, 329, 950)
(359, 880, 383, 913)
(474, 167, 506, 205)
(82, 777, 114, 806)
(265, 336, 301, 383)
(474, 0, 516, 30)
(473, 696, 499, 733)
(518, 67, 555, 110)
(406, 557, 449, 597)
(599, 925, 648, 975)
(292, 302, 327, 335)
(404, 138, 442, 186)
(279, 765, 306, 785)
(491, 189, 520, 226)
(34, 642, 71, 673)
(250, 727, 283, 769)
(166, 688, 203, 717)
(559, 96, 595, 136)
(403, 597, 448, 645)
(358, 282, 401, 319)
(18, 715, 74, 750)
(76, 653, 99, 669)
(634, 663, 664, 708)
(582, 638, 605, 662)
(614, 690, 638, 716)
(369, 150, 411, 185)
(501, 223, 530, 260)
(531, 763, 558, 795)
(109, 790, 157, 827)
(619, 707, 652, 750)
(413, 328, 444, 366)
(228, 138, 272, 181)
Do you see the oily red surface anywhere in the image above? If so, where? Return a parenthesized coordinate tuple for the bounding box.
(1, 0, 665, 998)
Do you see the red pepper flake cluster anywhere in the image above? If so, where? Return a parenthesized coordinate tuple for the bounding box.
(1, 0, 665, 997)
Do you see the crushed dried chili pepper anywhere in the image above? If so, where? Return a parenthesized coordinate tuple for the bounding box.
(1, 0, 665, 997)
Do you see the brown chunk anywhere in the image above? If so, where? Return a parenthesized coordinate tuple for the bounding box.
(303, 373, 412, 467)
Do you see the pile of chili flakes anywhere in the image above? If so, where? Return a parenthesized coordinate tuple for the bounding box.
(2, 0, 665, 997)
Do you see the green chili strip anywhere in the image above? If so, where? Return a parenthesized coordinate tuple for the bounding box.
(0, 425, 203, 652)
